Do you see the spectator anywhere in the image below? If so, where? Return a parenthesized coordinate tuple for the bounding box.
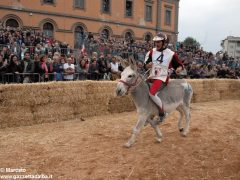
(188, 64, 201, 79)
(39, 55, 50, 82)
(88, 58, 100, 80)
(20, 43, 28, 60)
(98, 54, 110, 80)
(6, 54, 23, 83)
(136, 60, 145, 75)
(63, 57, 75, 81)
(76, 58, 88, 80)
(137, 48, 145, 62)
(217, 64, 227, 78)
(22, 52, 35, 83)
(33, 53, 41, 82)
(35, 43, 44, 55)
(0, 54, 8, 83)
(10, 42, 21, 58)
(110, 56, 121, 80)
(1, 46, 10, 61)
(52, 55, 63, 81)
(46, 57, 53, 80)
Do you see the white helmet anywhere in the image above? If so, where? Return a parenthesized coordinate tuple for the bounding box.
(153, 32, 167, 41)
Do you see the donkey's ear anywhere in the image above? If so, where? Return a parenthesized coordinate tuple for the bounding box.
(116, 56, 129, 68)
(129, 56, 137, 71)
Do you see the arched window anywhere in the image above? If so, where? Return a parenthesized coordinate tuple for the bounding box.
(74, 26, 85, 48)
(43, 22, 54, 38)
(125, 32, 133, 42)
(101, 29, 110, 40)
(5, 19, 19, 28)
(145, 34, 152, 42)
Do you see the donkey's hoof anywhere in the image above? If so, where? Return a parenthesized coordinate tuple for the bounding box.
(179, 128, 184, 132)
(180, 131, 188, 137)
(123, 142, 132, 148)
(155, 138, 162, 143)
(144, 120, 149, 126)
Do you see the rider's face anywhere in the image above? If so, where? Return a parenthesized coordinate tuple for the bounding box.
(155, 41, 163, 50)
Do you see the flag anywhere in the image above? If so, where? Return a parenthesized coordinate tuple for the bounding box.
(81, 43, 86, 54)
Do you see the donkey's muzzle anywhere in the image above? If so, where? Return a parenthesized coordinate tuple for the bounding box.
(116, 88, 123, 96)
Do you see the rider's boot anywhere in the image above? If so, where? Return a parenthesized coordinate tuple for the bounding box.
(149, 93, 167, 123)
(159, 110, 167, 122)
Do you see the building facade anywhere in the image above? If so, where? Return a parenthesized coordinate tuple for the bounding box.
(221, 36, 240, 59)
(0, 0, 180, 49)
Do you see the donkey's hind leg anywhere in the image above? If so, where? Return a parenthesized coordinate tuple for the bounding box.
(176, 105, 185, 133)
(181, 82, 193, 136)
(182, 105, 191, 136)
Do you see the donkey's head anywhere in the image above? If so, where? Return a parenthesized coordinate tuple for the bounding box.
(116, 56, 139, 96)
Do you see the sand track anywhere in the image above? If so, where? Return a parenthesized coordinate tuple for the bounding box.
(0, 100, 239, 180)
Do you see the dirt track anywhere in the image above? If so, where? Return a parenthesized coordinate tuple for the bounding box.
(0, 100, 239, 180)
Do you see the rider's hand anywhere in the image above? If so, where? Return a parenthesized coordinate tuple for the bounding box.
(146, 62, 153, 69)
(175, 66, 183, 74)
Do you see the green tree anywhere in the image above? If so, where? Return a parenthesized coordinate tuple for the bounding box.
(183, 37, 200, 49)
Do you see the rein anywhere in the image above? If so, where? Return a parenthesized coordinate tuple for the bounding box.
(119, 76, 142, 94)
(118, 69, 151, 94)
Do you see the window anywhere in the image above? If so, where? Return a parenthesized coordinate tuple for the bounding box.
(43, 22, 54, 38)
(237, 42, 240, 47)
(125, 31, 133, 43)
(145, 5, 152, 21)
(43, 0, 54, 4)
(74, 0, 84, 9)
(102, 0, 110, 13)
(126, 0, 133, 17)
(74, 26, 85, 48)
(165, 9, 171, 25)
(101, 29, 110, 40)
(5, 19, 19, 28)
(144, 34, 152, 42)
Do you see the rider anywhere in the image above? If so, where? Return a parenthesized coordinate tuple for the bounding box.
(144, 32, 184, 119)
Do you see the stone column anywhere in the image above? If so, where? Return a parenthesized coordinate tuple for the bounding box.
(156, 0, 162, 33)
(174, 0, 180, 42)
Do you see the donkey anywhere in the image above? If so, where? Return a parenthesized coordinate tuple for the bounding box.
(115, 57, 193, 148)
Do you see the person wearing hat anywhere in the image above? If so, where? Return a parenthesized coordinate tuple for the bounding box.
(144, 32, 184, 119)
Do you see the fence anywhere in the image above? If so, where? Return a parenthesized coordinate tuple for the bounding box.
(0, 72, 112, 84)
(0, 43, 146, 61)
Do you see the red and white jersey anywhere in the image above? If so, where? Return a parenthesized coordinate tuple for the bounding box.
(144, 48, 174, 82)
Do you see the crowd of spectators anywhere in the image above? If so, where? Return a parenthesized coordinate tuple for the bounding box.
(0, 25, 239, 84)
(175, 45, 240, 79)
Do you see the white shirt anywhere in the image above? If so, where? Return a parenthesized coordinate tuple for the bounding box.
(110, 62, 119, 72)
(63, 63, 75, 80)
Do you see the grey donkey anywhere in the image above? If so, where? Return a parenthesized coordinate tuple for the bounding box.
(115, 57, 193, 148)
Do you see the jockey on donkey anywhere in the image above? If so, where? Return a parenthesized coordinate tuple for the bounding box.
(145, 32, 184, 120)
(116, 32, 193, 148)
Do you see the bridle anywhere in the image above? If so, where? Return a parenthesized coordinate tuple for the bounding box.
(119, 75, 142, 94)
(118, 68, 151, 94)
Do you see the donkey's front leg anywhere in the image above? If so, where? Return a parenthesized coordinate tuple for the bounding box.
(148, 117, 163, 143)
(124, 115, 148, 148)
